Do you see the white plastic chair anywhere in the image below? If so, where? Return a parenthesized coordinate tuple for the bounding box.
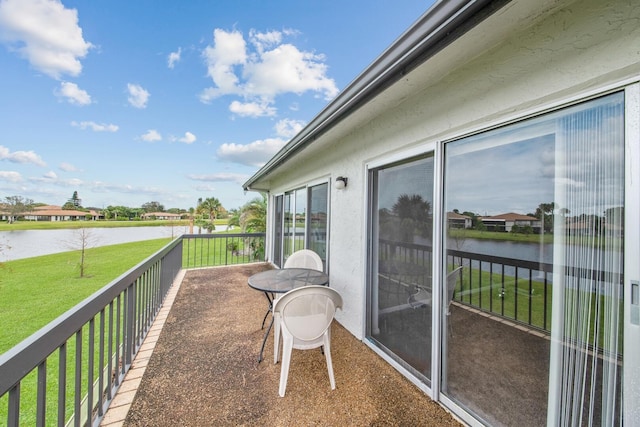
(274, 249, 324, 363)
(283, 249, 324, 271)
(272, 285, 343, 397)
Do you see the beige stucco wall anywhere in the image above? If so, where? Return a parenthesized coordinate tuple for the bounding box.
(261, 0, 640, 339)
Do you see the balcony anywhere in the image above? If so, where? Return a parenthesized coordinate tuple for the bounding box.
(100, 263, 460, 426)
(0, 234, 459, 426)
(1, 235, 618, 426)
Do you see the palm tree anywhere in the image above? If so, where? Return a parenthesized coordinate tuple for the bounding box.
(238, 194, 267, 259)
(197, 197, 222, 221)
(239, 194, 267, 232)
(391, 194, 432, 242)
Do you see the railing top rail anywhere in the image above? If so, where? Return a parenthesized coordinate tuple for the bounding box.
(0, 237, 182, 395)
(181, 232, 265, 238)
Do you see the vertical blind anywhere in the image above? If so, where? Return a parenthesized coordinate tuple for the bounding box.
(549, 93, 624, 426)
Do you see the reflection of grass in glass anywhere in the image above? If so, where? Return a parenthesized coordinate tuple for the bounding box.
(455, 267, 552, 330)
(454, 266, 623, 353)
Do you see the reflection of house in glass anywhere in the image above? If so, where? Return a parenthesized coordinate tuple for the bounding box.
(480, 212, 541, 233)
(446, 211, 472, 229)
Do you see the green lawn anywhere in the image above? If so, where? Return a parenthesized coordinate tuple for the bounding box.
(0, 218, 230, 231)
(0, 238, 172, 354)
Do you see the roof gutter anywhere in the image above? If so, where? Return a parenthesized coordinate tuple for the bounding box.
(243, 0, 504, 192)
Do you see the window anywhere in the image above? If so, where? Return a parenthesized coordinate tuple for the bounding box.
(274, 182, 329, 269)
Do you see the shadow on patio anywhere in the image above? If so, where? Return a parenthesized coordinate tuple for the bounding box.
(107, 263, 461, 426)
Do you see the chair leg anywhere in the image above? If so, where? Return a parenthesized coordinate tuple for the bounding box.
(273, 314, 281, 364)
(323, 333, 336, 390)
(278, 335, 293, 397)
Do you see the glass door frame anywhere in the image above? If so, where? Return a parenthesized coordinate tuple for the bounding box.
(364, 83, 640, 425)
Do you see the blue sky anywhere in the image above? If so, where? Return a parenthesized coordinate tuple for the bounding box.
(0, 0, 433, 211)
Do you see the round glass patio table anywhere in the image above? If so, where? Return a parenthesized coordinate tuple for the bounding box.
(248, 268, 329, 362)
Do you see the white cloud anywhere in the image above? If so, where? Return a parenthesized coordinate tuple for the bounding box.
(59, 162, 78, 172)
(187, 172, 249, 185)
(245, 43, 337, 99)
(200, 28, 338, 113)
(248, 29, 282, 53)
(29, 174, 83, 186)
(140, 129, 162, 142)
(57, 81, 91, 105)
(216, 138, 285, 167)
(177, 131, 196, 144)
(229, 100, 276, 118)
(42, 170, 57, 180)
(0, 0, 92, 79)
(0, 145, 46, 166)
(0, 171, 23, 182)
(168, 47, 181, 68)
(71, 121, 118, 132)
(275, 118, 305, 138)
(127, 83, 150, 108)
(200, 29, 246, 102)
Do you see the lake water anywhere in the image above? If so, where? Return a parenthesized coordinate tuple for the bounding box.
(0, 225, 193, 261)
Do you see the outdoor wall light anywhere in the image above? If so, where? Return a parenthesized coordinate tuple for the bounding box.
(334, 176, 348, 190)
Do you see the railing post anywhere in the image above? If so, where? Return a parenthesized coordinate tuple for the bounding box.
(125, 283, 136, 366)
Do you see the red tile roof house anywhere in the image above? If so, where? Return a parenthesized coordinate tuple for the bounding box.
(242, 0, 640, 425)
(447, 211, 472, 229)
(480, 212, 541, 233)
(140, 212, 183, 220)
(3, 205, 102, 221)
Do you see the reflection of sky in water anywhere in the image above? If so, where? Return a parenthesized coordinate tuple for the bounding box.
(445, 93, 624, 217)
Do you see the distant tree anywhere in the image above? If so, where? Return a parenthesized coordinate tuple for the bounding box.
(64, 227, 98, 278)
(142, 201, 164, 213)
(166, 207, 184, 215)
(3, 196, 34, 223)
(104, 205, 134, 221)
(197, 197, 222, 221)
(535, 202, 556, 233)
(66, 191, 82, 208)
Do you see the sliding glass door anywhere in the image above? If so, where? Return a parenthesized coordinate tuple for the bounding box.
(442, 92, 624, 426)
(368, 154, 435, 380)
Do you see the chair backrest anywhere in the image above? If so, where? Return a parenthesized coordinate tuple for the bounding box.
(446, 266, 463, 314)
(273, 285, 342, 342)
(284, 249, 324, 271)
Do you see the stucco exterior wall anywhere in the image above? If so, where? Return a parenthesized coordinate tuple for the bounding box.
(262, 0, 640, 340)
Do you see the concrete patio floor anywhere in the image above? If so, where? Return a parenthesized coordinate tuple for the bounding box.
(100, 263, 462, 426)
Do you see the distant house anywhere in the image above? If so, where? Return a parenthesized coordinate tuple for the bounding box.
(480, 212, 541, 232)
(447, 211, 472, 229)
(140, 212, 182, 220)
(2, 205, 102, 221)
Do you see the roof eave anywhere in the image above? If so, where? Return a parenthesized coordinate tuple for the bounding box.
(242, 0, 506, 192)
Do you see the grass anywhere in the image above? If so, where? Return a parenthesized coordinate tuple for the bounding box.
(0, 238, 172, 354)
(0, 238, 174, 426)
(0, 218, 230, 231)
